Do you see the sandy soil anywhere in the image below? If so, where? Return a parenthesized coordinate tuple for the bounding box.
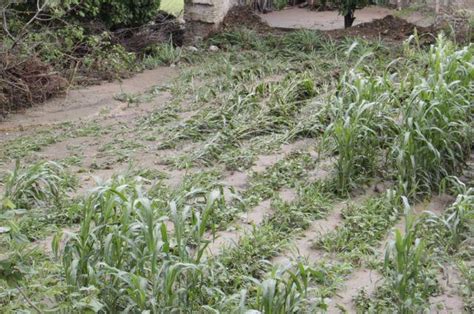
(0, 67, 177, 132)
(259, 6, 394, 30)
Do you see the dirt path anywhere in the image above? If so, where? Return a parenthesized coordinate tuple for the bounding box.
(259, 6, 393, 30)
(0, 67, 178, 133)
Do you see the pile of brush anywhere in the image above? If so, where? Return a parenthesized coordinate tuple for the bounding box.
(112, 11, 184, 52)
(0, 52, 67, 118)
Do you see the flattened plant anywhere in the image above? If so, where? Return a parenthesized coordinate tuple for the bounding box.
(1, 160, 74, 210)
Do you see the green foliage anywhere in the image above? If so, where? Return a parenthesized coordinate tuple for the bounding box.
(315, 192, 399, 262)
(324, 63, 398, 194)
(1, 160, 75, 210)
(143, 42, 182, 67)
(0, 255, 25, 288)
(383, 199, 437, 313)
(244, 262, 321, 313)
(164, 70, 317, 169)
(59, 0, 162, 28)
(244, 152, 317, 206)
(421, 179, 473, 255)
(62, 177, 228, 311)
(392, 36, 473, 199)
(325, 35, 473, 198)
(333, 0, 369, 15)
(2, 20, 473, 313)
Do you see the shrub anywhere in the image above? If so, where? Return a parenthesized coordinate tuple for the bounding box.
(78, 0, 162, 28)
(13, 0, 162, 29)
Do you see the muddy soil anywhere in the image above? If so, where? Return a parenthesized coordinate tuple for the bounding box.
(0, 67, 177, 132)
(223, 6, 272, 31)
(259, 6, 394, 31)
(327, 15, 436, 43)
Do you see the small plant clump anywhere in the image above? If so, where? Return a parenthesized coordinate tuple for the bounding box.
(1, 160, 76, 211)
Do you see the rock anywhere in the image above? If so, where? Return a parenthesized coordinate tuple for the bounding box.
(186, 46, 198, 52)
(209, 45, 219, 52)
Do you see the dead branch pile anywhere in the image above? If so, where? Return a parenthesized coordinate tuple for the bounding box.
(0, 52, 67, 117)
(112, 11, 184, 52)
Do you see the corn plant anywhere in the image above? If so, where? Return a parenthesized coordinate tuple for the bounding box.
(392, 36, 473, 199)
(241, 262, 321, 313)
(324, 67, 397, 194)
(384, 198, 435, 313)
(424, 181, 473, 254)
(61, 176, 230, 312)
(1, 160, 74, 210)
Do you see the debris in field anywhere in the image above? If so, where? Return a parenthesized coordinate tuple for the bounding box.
(208, 45, 219, 52)
(112, 11, 184, 52)
(186, 46, 199, 52)
(0, 53, 67, 118)
(222, 6, 271, 31)
(434, 8, 474, 43)
(326, 15, 437, 43)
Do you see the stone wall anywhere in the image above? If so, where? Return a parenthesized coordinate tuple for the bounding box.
(184, 0, 239, 42)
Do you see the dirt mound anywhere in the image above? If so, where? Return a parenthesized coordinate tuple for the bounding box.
(222, 6, 270, 31)
(0, 53, 67, 118)
(327, 15, 436, 43)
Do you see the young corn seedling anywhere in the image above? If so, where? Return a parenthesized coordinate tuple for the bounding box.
(241, 261, 322, 313)
(423, 180, 473, 254)
(384, 197, 436, 313)
(61, 176, 231, 311)
(324, 67, 397, 194)
(1, 160, 74, 210)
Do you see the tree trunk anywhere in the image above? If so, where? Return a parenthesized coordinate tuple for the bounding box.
(344, 8, 355, 28)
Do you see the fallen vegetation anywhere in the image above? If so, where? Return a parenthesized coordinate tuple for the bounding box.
(0, 7, 473, 313)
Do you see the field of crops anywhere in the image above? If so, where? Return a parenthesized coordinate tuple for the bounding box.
(0, 25, 473, 312)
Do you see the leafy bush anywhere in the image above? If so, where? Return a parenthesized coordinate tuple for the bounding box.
(15, 0, 162, 29)
(78, 0, 162, 28)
